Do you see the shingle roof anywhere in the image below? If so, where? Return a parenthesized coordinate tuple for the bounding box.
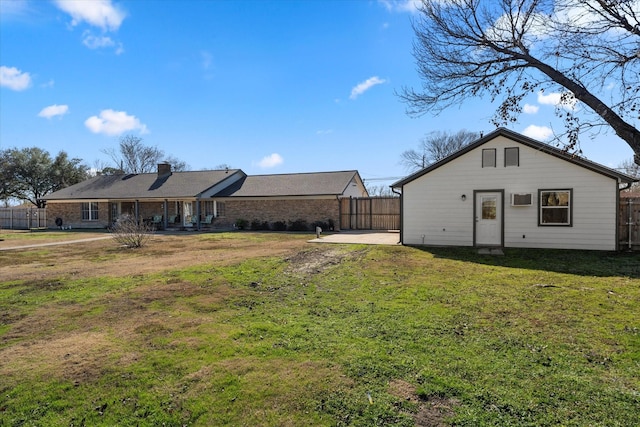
(44, 169, 244, 200)
(214, 170, 361, 197)
(392, 128, 638, 187)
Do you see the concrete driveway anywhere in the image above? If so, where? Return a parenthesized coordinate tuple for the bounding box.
(309, 230, 400, 245)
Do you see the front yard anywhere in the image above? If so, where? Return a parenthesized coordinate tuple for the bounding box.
(0, 231, 638, 425)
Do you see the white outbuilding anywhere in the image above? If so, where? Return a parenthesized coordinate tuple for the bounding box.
(391, 128, 637, 251)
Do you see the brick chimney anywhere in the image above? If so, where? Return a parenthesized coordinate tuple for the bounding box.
(157, 163, 172, 177)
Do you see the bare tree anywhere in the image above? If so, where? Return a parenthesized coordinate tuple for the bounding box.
(163, 155, 189, 172)
(400, 130, 479, 172)
(365, 184, 397, 197)
(102, 135, 189, 173)
(400, 0, 640, 164)
(619, 158, 640, 191)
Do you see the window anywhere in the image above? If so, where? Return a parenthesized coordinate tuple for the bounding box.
(482, 148, 496, 167)
(539, 190, 571, 226)
(505, 147, 519, 166)
(482, 196, 497, 219)
(82, 202, 99, 221)
(201, 201, 215, 217)
(201, 200, 226, 217)
(216, 201, 226, 217)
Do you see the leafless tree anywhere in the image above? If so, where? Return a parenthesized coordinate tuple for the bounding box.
(102, 135, 189, 174)
(400, 130, 480, 172)
(365, 184, 397, 197)
(400, 0, 640, 164)
(619, 158, 640, 191)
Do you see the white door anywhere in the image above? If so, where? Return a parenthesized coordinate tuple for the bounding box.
(475, 192, 502, 246)
(183, 202, 193, 226)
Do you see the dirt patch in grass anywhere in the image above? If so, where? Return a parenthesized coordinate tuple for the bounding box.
(0, 233, 310, 283)
(284, 247, 367, 276)
(388, 379, 459, 427)
(0, 331, 123, 385)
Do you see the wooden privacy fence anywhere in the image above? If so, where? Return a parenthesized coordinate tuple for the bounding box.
(340, 197, 400, 230)
(0, 207, 48, 230)
(619, 197, 640, 250)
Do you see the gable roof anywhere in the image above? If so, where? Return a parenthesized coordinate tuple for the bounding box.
(392, 128, 638, 188)
(214, 170, 365, 197)
(44, 169, 244, 201)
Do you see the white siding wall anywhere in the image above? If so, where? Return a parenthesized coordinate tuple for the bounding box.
(402, 135, 619, 250)
(342, 177, 368, 198)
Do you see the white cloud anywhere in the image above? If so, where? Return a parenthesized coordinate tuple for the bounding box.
(522, 124, 553, 141)
(537, 90, 577, 109)
(523, 103, 539, 114)
(350, 76, 386, 100)
(316, 129, 333, 135)
(54, 0, 126, 31)
(82, 32, 115, 49)
(537, 91, 561, 105)
(0, 0, 30, 18)
(38, 104, 69, 119)
(378, 0, 420, 13)
(84, 109, 148, 136)
(256, 153, 283, 169)
(0, 66, 32, 91)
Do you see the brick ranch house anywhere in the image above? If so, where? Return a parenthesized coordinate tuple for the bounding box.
(42, 165, 368, 231)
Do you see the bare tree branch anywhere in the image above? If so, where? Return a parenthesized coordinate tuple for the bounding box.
(400, 129, 480, 172)
(400, 0, 640, 164)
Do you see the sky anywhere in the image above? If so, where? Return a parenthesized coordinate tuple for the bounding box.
(0, 0, 636, 189)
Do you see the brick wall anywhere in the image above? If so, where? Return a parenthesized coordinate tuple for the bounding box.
(46, 198, 341, 231)
(217, 198, 340, 230)
(46, 202, 110, 229)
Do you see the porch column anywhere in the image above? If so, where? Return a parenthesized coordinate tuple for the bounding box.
(135, 200, 140, 223)
(195, 199, 201, 230)
(163, 199, 169, 229)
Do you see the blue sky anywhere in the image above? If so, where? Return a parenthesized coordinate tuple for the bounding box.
(0, 0, 635, 188)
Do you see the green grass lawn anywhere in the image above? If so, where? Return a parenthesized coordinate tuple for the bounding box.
(1, 235, 638, 426)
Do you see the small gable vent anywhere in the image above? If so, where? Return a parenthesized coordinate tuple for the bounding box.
(511, 193, 532, 206)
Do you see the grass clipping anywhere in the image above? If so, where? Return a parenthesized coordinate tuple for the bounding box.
(109, 215, 153, 248)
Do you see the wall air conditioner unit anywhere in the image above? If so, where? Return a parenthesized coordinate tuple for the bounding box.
(511, 193, 532, 206)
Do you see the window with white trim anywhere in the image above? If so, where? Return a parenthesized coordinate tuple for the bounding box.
(81, 202, 99, 221)
(215, 201, 226, 217)
(202, 200, 226, 217)
(539, 190, 571, 226)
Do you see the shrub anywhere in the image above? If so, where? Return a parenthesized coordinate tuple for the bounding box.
(272, 221, 287, 231)
(110, 215, 153, 248)
(288, 219, 309, 231)
(235, 218, 249, 230)
(250, 220, 270, 231)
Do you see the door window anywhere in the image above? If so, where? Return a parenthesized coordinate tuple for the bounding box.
(482, 197, 497, 220)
